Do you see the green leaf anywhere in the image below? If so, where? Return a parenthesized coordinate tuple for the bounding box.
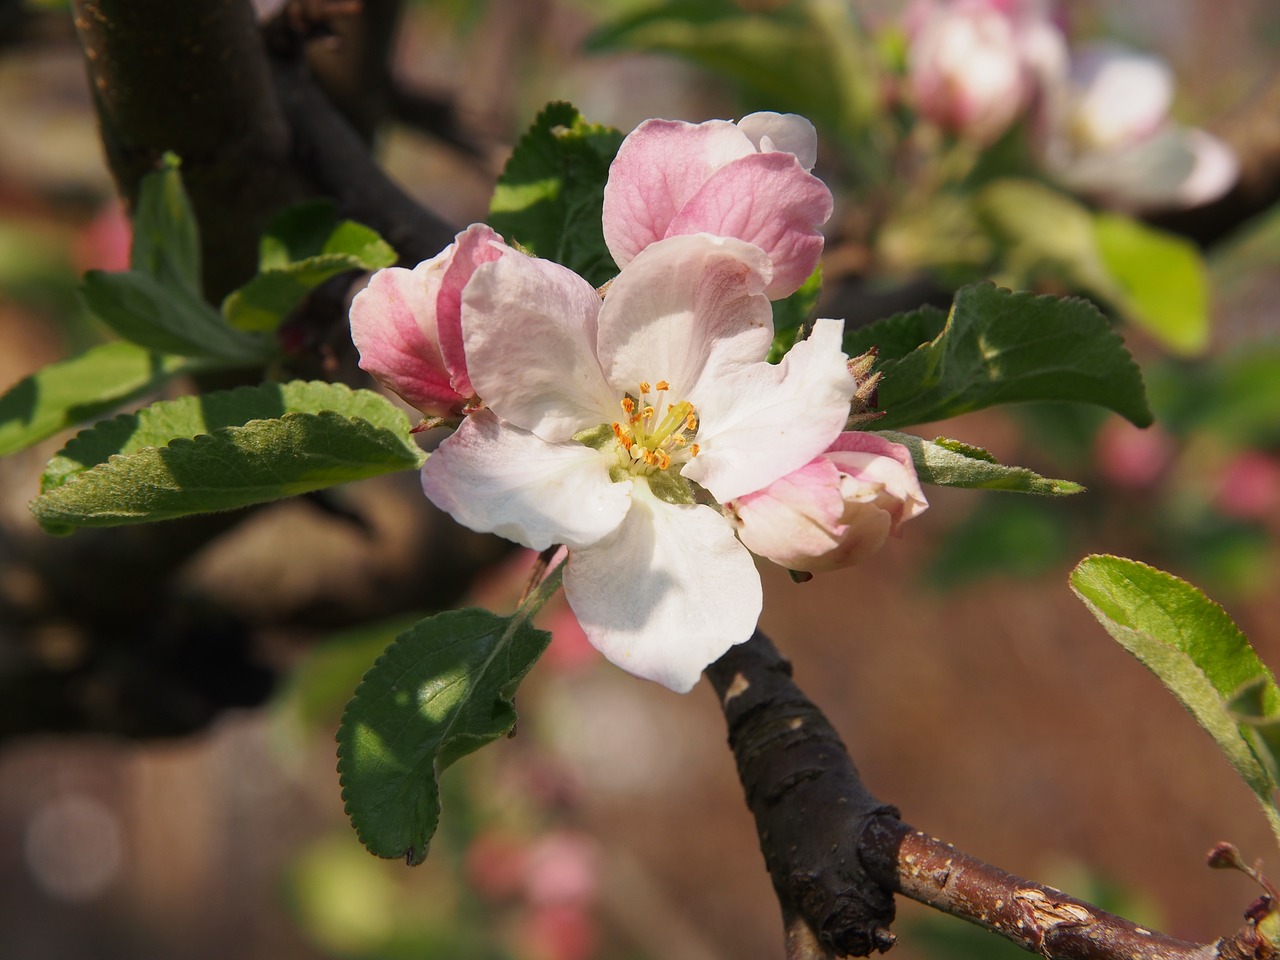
(0, 342, 188, 457)
(82, 269, 270, 362)
(40, 379, 418, 490)
(1227, 677, 1280, 787)
(1094, 213, 1209, 356)
(768, 263, 822, 362)
(976, 179, 1111, 292)
(223, 201, 398, 333)
(31, 383, 425, 533)
(876, 431, 1084, 495)
(977, 180, 1210, 356)
(487, 102, 624, 287)
(856, 283, 1152, 430)
(130, 152, 202, 293)
(336, 608, 552, 864)
(273, 613, 429, 751)
(586, 0, 875, 142)
(1070, 555, 1280, 846)
(842, 303, 948, 363)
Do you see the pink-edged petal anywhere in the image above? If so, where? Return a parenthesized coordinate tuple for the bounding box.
(736, 112, 818, 170)
(665, 151, 833, 299)
(434, 223, 506, 397)
(684, 318, 854, 502)
(602, 119, 756, 270)
(596, 234, 773, 400)
(462, 249, 617, 441)
(350, 262, 465, 416)
(730, 456, 864, 569)
(563, 483, 761, 693)
(421, 411, 631, 550)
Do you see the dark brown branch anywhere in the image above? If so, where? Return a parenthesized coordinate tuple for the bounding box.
(704, 630, 898, 958)
(707, 631, 1278, 960)
(71, 0, 310, 301)
(270, 56, 456, 265)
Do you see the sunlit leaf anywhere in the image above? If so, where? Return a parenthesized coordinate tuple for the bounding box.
(0, 342, 188, 457)
(877, 431, 1084, 495)
(40, 380, 417, 490)
(223, 201, 398, 333)
(850, 283, 1152, 430)
(488, 102, 623, 287)
(31, 390, 424, 534)
(336, 609, 552, 864)
(1094, 213, 1209, 356)
(1070, 555, 1280, 846)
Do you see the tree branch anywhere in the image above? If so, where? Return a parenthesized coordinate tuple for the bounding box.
(707, 631, 1279, 960)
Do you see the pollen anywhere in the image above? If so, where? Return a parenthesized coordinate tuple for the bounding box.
(607, 380, 701, 476)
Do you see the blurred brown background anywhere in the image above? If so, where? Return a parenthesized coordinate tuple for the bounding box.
(2, 1, 1279, 958)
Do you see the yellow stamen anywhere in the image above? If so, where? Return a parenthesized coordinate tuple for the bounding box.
(656, 380, 670, 391)
(621, 397, 635, 415)
(638, 380, 651, 394)
(690, 443, 700, 457)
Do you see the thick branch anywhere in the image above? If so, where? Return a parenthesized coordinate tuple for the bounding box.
(71, 0, 309, 300)
(704, 630, 898, 958)
(707, 631, 1278, 960)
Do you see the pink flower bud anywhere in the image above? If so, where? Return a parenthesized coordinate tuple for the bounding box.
(727, 432, 928, 572)
(349, 223, 506, 416)
(906, 0, 1065, 145)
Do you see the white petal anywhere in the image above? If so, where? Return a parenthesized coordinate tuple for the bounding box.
(462, 249, 617, 441)
(684, 317, 854, 503)
(737, 112, 819, 171)
(563, 483, 761, 693)
(421, 411, 631, 550)
(596, 234, 773, 400)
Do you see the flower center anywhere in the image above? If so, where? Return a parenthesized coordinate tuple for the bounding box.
(610, 380, 700, 474)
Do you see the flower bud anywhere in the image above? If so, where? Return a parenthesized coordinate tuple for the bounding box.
(728, 432, 928, 572)
(350, 223, 505, 416)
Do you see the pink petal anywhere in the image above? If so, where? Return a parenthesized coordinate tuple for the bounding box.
(434, 223, 506, 397)
(596, 235, 773, 401)
(666, 152, 833, 299)
(420, 411, 631, 550)
(683, 318, 854, 502)
(602, 119, 756, 271)
(462, 249, 617, 442)
(730, 457, 852, 567)
(349, 262, 466, 416)
(563, 483, 761, 692)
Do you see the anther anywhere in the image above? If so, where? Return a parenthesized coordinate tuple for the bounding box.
(656, 380, 670, 391)
(621, 397, 635, 415)
(638, 381, 651, 394)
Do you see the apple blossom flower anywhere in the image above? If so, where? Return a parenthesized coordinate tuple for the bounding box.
(727, 432, 928, 572)
(349, 223, 506, 417)
(601, 112, 833, 299)
(905, 0, 1066, 146)
(420, 232, 856, 691)
(1040, 43, 1238, 210)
